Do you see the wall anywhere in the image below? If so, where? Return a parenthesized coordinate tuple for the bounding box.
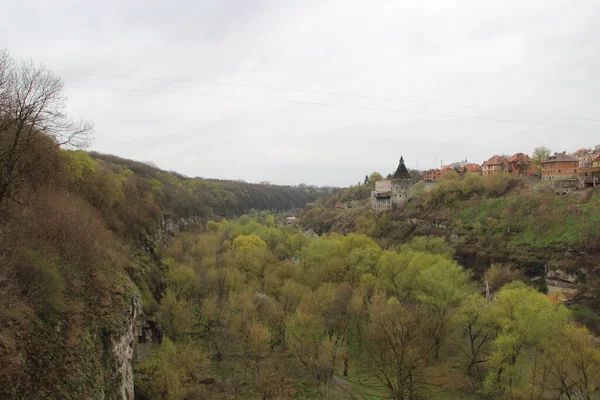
(542, 162, 579, 180)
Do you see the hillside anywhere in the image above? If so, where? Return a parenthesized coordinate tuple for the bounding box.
(0, 146, 331, 399)
(300, 173, 600, 330)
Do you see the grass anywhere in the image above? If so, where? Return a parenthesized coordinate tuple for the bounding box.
(570, 304, 600, 321)
(451, 188, 600, 249)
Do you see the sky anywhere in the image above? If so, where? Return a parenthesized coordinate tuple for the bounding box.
(1, 0, 599, 186)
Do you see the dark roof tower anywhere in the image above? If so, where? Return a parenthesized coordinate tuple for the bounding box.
(392, 156, 411, 179)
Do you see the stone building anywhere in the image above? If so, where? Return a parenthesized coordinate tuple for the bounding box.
(371, 156, 414, 211)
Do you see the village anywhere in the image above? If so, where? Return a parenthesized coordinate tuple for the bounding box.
(371, 145, 600, 211)
(422, 145, 600, 183)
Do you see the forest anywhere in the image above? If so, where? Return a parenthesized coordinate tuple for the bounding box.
(131, 215, 600, 399)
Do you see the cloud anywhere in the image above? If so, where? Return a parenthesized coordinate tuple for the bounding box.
(1, 0, 599, 186)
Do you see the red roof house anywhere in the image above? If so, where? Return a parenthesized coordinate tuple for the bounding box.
(482, 155, 508, 176)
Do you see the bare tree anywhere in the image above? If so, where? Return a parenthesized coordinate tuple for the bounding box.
(0, 50, 92, 207)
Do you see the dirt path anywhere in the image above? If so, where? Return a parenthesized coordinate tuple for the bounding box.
(332, 375, 362, 399)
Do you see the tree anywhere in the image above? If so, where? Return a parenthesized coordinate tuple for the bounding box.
(362, 296, 434, 400)
(135, 338, 207, 400)
(369, 172, 383, 183)
(483, 282, 570, 397)
(532, 146, 551, 166)
(0, 51, 92, 208)
(364, 175, 370, 185)
(459, 294, 497, 379)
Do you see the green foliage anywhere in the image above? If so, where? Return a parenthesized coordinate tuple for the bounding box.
(532, 145, 551, 166)
(483, 282, 571, 397)
(20, 249, 65, 317)
(453, 188, 600, 249)
(427, 172, 516, 205)
(135, 338, 207, 400)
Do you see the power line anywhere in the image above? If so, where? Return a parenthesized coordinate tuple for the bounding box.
(57, 70, 600, 123)
(65, 84, 600, 131)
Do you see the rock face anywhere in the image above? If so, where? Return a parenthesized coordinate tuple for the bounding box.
(111, 291, 162, 400)
(113, 295, 144, 400)
(546, 265, 580, 300)
(155, 215, 203, 244)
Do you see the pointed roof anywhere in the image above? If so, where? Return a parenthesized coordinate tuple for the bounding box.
(392, 156, 411, 179)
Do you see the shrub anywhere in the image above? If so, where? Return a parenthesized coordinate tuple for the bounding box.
(18, 249, 65, 317)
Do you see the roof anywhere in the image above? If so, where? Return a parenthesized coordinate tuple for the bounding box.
(570, 148, 590, 157)
(440, 165, 454, 173)
(392, 156, 412, 179)
(541, 152, 579, 164)
(483, 155, 507, 166)
(463, 163, 482, 172)
(508, 153, 532, 164)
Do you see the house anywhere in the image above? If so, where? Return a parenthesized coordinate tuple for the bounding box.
(371, 156, 415, 211)
(285, 217, 299, 225)
(540, 152, 579, 180)
(423, 169, 441, 181)
(424, 162, 481, 181)
(570, 148, 594, 168)
(507, 153, 536, 176)
(334, 201, 345, 209)
(440, 165, 455, 175)
(461, 163, 482, 174)
(581, 154, 600, 186)
(482, 155, 508, 176)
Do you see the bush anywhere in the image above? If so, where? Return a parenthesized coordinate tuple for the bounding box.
(18, 249, 65, 317)
(427, 173, 516, 205)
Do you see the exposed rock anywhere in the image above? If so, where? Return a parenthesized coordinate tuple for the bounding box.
(134, 319, 162, 363)
(546, 264, 582, 300)
(155, 215, 202, 244)
(113, 295, 144, 400)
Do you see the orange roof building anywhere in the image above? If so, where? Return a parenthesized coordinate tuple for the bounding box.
(462, 163, 482, 174)
(482, 155, 508, 176)
(507, 153, 537, 176)
(541, 152, 579, 180)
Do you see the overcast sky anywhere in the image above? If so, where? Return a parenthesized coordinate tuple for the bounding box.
(2, 0, 599, 186)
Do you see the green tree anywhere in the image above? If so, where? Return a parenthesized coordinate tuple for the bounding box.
(362, 296, 433, 400)
(369, 171, 383, 183)
(532, 146, 551, 166)
(135, 338, 207, 400)
(459, 294, 497, 379)
(484, 282, 570, 398)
